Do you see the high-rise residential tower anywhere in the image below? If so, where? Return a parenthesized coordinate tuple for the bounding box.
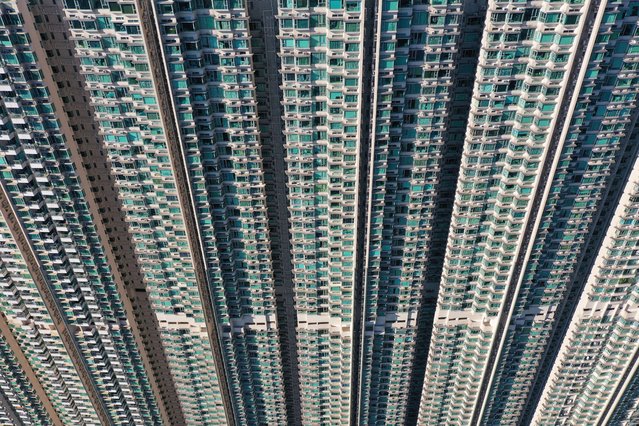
(55, 0, 288, 423)
(531, 154, 639, 424)
(2, 0, 639, 425)
(358, 0, 485, 423)
(418, 0, 639, 424)
(274, 0, 367, 421)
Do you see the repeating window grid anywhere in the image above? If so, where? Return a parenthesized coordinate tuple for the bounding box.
(359, 0, 478, 423)
(0, 5, 161, 423)
(0, 210, 99, 425)
(608, 351, 639, 424)
(250, 4, 303, 422)
(61, 2, 227, 422)
(418, 0, 588, 423)
(276, 0, 365, 422)
(532, 158, 639, 425)
(0, 332, 52, 425)
(362, 330, 416, 424)
(482, 3, 639, 423)
(156, 0, 287, 423)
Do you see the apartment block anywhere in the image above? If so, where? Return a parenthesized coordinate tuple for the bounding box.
(0, 0, 638, 424)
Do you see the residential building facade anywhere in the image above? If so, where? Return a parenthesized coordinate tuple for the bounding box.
(1, 0, 639, 424)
